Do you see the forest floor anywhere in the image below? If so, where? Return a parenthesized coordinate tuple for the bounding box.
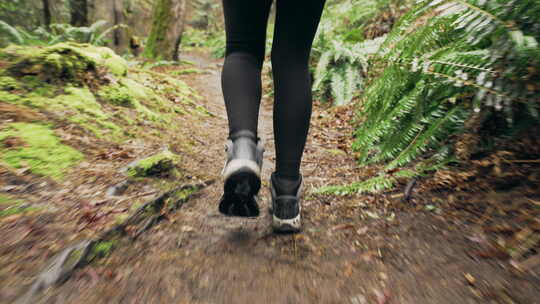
(2, 52, 540, 304)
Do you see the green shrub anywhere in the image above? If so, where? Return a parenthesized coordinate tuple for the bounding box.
(316, 0, 539, 195)
(354, 0, 539, 170)
(0, 20, 127, 47)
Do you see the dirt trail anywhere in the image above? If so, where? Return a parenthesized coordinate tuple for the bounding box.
(29, 55, 540, 304)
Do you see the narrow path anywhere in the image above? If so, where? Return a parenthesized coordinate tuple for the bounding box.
(37, 55, 540, 304)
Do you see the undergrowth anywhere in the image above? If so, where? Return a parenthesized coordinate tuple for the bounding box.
(316, 0, 540, 195)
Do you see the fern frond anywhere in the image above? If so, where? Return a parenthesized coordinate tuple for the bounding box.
(314, 175, 396, 196)
(0, 21, 24, 45)
(93, 24, 129, 46)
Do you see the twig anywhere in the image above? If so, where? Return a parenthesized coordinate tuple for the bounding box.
(115, 190, 159, 205)
(403, 178, 417, 202)
(504, 159, 540, 164)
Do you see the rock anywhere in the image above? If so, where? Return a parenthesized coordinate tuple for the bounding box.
(106, 180, 131, 197)
(126, 150, 180, 178)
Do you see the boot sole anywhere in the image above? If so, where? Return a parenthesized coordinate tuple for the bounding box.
(219, 160, 261, 217)
(272, 213, 301, 233)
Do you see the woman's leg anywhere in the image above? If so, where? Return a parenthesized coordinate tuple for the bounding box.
(220, 0, 272, 217)
(221, 0, 273, 138)
(271, 0, 326, 183)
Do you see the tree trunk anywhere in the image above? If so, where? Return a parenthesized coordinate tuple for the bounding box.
(87, 0, 129, 53)
(143, 0, 187, 60)
(49, 0, 70, 24)
(113, 0, 129, 53)
(42, 0, 52, 29)
(70, 0, 88, 26)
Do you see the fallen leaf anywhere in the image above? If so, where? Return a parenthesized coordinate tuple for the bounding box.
(373, 288, 391, 304)
(464, 273, 476, 285)
(181, 225, 194, 232)
(356, 226, 369, 235)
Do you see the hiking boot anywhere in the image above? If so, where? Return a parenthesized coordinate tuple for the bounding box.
(270, 173, 302, 233)
(219, 130, 264, 217)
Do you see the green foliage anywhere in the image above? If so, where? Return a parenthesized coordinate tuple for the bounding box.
(0, 0, 43, 32)
(0, 20, 127, 47)
(311, 0, 404, 105)
(313, 37, 384, 105)
(314, 0, 539, 195)
(0, 21, 24, 46)
(180, 27, 226, 59)
(354, 0, 540, 172)
(181, 0, 227, 58)
(189, 0, 222, 32)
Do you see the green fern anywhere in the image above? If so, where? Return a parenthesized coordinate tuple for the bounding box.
(313, 38, 382, 105)
(316, 0, 539, 195)
(354, 0, 539, 168)
(0, 21, 24, 45)
(311, 0, 391, 105)
(0, 20, 126, 47)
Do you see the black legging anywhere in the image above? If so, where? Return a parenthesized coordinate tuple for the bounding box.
(221, 0, 326, 179)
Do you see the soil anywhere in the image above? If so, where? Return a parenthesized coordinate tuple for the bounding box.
(1, 53, 539, 304)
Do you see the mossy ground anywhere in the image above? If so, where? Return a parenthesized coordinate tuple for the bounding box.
(0, 123, 84, 178)
(0, 193, 39, 217)
(0, 43, 205, 179)
(0, 48, 215, 301)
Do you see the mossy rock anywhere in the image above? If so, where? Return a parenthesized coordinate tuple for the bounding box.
(1, 42, 128, 84)
(0, 122, 84, 178)
(126, 150, 180, 177)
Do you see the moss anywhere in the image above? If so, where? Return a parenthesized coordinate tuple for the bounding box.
(0, 194, 41, 218)
(65, 248, 84, 267)
(0, 90, 21, 103)
(119, 78, 150, 100)
(0, 194, 20, 205)
(100, 79, 164, 122)
(1, 43, 128, 82)
(170, 68, 205, 75)
(0, 76, 20, 91)
(10, 87, 122, 139)
(46, 43, 128, 77)
(98, 85, 136, 107)
(20, 75, 40, 87)
(58, 87, 109, 118)
(92, 241, 114, 257)
(166, 186, 197, 209)
(143, 0, 174, 59)
(114, 213, 129, 225)
(127, 150, 180, 177)
(173, 106, 186, 115)
(0, 123, 84, 178)
(0, 205, 38, 217)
